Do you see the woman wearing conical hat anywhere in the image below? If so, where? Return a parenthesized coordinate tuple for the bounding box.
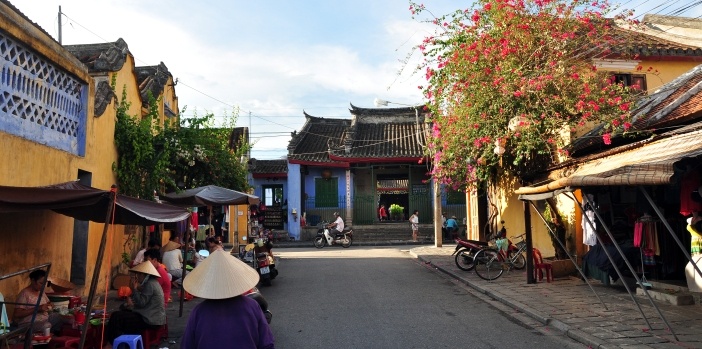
(181, 250, 275, 349)
(102, 262, 166, 349)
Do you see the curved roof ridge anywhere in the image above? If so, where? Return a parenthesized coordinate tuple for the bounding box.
(65, 37, 130, 73)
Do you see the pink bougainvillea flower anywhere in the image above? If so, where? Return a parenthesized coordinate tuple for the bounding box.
(602, 133, 612, 145)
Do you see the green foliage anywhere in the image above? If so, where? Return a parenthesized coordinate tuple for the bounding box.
(112, 85, 172, 199)
(411, 0, 641, 189)
(389, 204, 404, 215)
(112, 77, 251, 199)
(166, 109, 250, 191)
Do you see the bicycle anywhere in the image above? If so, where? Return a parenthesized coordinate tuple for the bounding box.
(453, 220, 526, 272)
(472, 233, 528, 280)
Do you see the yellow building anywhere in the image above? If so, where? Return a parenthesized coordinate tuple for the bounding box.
(466, 19, 702, 264)
(0, 0, 179, 310)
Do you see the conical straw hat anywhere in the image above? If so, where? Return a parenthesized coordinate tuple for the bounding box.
(183, 250, 259, 299)
(162, 241, 181, 252)
(129, 261, 160, 278)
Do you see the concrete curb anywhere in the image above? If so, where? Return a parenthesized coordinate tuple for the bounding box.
(410, 251, 618, 349)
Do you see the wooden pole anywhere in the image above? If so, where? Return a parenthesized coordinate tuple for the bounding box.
(79, 186, 117, 349)
(523, 199, 535, 284)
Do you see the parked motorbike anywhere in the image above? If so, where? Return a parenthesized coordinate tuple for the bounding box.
(452, 238, 491, 271)
(247, 236, 278, 286)
(452, 220, 525, 271)
(244, 287, 272, 324)
(314, 226, 353, 248)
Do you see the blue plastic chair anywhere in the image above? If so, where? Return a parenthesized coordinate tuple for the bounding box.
(112, 334, 144, 349)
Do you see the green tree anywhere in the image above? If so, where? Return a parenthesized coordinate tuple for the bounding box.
(411, 0, 641, 190)
(113, 87, 173, 199)
(165, 109, 250, 191)
(113, 81, 250, 197)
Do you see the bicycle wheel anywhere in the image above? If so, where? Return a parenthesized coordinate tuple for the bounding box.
(454, 248, 476, 271)
(473, 248, 504, 281)
(509, 251, 526, 270)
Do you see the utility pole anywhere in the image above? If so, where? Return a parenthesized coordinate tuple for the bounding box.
(248, 111, 252, 159)
(58, 6, 62, 44)
(434, 179, 442, 247)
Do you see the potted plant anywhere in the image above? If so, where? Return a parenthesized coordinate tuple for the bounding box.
(389, 204, 404, 221)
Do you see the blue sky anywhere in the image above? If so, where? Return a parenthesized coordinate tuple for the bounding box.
(12, 1, 702, 159)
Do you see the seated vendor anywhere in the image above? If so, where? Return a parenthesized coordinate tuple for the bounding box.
(205, 237, 224, 254)
(13, 270, 64, 334)
(102, 262, 166, 349)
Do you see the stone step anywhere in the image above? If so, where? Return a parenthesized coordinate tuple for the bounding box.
(636, 287, 695, 306)
(300, 224, 436, 241)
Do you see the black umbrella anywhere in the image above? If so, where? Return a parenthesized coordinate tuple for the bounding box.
(162, 185, 259, 206)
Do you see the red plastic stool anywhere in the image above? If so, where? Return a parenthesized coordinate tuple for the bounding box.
(48, 336, 80, 349)
(141, 324, 168, 347)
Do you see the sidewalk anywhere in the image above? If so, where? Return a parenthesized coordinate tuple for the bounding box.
(409, 245, 702, 349)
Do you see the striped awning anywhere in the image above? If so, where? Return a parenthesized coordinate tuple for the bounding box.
(515, 125, 702, 196)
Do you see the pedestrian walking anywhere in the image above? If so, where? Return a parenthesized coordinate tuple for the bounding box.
(409, 210, 419, 242)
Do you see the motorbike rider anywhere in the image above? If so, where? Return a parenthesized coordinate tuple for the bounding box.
(325, 212, 345, 243)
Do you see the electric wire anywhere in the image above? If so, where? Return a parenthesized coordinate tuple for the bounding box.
(52, 2, 702, 160)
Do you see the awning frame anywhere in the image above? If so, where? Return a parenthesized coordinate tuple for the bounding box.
(520, 185, 687, 340)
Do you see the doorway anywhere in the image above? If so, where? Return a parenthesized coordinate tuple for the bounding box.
(377, 176, 409, 221)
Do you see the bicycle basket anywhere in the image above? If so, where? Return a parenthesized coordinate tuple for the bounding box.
(516, 240, 526, 250)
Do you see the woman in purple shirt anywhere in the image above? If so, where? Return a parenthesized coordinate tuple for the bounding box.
(181, 250, 274, 349)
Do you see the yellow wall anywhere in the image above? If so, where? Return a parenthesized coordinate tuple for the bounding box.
(638, 59, 700, 92)
(0, 3, 179, 315)
(501, 59, 700, 259)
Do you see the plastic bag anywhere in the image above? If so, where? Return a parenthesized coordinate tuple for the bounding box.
(495, 238, 509, 252)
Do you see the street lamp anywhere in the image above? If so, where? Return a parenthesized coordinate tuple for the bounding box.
(374, 98, 390, 107)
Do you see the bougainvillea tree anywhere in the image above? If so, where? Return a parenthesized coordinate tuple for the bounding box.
(411, 0, 641, 190)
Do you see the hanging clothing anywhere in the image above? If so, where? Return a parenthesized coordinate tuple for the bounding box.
(191, 210, 199, 229)
(688, 224, 702, 255)
(633, 222, 643, 247)
(582, 210, 597, 246)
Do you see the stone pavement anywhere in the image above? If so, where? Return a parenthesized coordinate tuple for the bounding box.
(409, 245, 702, 349)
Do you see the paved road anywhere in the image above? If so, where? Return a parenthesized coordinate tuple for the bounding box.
(263, 246, 586, 349)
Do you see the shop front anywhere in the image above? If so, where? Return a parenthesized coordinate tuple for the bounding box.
(516, 122, 702, 293)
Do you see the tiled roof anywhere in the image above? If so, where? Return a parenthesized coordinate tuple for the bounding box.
(328, 104, 428, 161)
(249, 159, 288, 176)
(610, 26, 702, 58)
(135, 62, 173, 108)
(287, 114, 350, 165)
(2, 0, 59, 45)
(569, 63, 702, 157)
(65, 38, 129, 73)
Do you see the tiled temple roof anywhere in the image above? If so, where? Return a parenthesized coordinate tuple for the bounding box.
(65, 38, 129, 73)
(287, 114, 351, 166)
(65, 39, 130, 117)
(249, 159, 288, 178)
(287, 105, 429, 165)
(327, 104, 428, 162)
(135, 62, 173, 111)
